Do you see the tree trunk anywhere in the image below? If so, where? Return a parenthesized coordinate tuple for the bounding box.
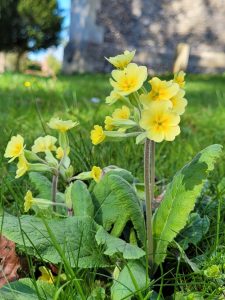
(15, 51, 24, 72)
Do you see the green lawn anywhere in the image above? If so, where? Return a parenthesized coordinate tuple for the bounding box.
(1, 72, 225, 181)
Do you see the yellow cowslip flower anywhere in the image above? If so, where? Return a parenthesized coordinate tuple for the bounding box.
(24, 81, 31, 88)
(4, 135, 25, 162)
(104, 116, 114, 131)
(91, 125, 106, 145)
(56, 147, 64, 159)
(47, 117, 78, 132)
(91, 166, 102, 183)
(106, 90, 122, 105)
(16, 154, 29, 178)
(110, 63, 147, 96)
(170, 89, 188, 115)
(106, 50, 136, 69)
(139, 101, 180, 143)
(38, 266, 54, 283)
(141, 77, 179, 106)
(112, 105, 130, 120)
(24, 190, 34, 212)
(32, 135, 57, 153)
(173, 71, 186, 88)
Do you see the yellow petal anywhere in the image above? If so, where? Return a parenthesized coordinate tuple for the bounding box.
(164, 125, 181, 141)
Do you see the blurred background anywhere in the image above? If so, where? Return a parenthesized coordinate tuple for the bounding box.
(1, 0, 225, 76)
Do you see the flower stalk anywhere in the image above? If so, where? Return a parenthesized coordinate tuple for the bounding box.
(144, 138, 155, 269)
(51, 173, 59, 212)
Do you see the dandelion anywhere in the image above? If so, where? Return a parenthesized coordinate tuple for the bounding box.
(140, 77, 179, 107)
(24, 190, 34, 212)
(106, 50, 136, 69)
(4, 135, 25, 162)
(56, 147, 64, 159)
(112, 106, 130, 120)
(16, 154, 29, 178)
(32, 135, 57, 153)
(139, 101, 180, 142)
(173, 70, 186, 88)
(38, 266, 54, 283)
(48, 117, 78, 132)
(104, 116, 114, 131)
(106, 90, 123, 105)
(170, 89, 188, 115)
(91, 166, 102, 182)
(110, 63, 147, 96)
(24, 81, 31, 88)
(91, 125, 106, 145)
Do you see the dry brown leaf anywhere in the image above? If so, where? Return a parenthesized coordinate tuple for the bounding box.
(0, 234, 20, 287)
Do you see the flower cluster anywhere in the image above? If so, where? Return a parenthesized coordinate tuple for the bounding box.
(91, 50, 187, 144)
(4, 117, 102, 213)
(4, 118, 78, 179)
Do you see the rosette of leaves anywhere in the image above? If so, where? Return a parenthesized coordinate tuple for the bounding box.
(0, 144, 222, 299)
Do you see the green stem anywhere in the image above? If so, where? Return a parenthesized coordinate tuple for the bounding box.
(51, 173, 58, 212)
(144, 138, 155, 269)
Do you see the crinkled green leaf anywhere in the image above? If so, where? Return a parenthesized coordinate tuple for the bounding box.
(71, 180, 94, 217)
(0, 214, 109, 268)
(0, 278, 55, 300)
(111, 261, 149, 300)
(95, 227, 145, 259)
(92, 174, 145, 242)
(103, 167, 134, 184)
(29, 172, 52, 199)
(29, 172, 64, 203)
(177, 213, 210, 250)
(153, 144, 222, 266)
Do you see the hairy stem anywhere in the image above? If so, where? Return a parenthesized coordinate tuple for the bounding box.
(51, 173, 58, 212)
(144, 138, 155, 269)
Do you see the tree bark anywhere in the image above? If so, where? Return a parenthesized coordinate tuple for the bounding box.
(15, 51, 24, 72)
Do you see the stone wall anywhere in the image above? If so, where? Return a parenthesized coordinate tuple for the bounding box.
(63, 0, 225, 74)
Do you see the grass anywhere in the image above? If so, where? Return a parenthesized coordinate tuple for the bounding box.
(0, 72, 225, 180)
(1, 72, 225, 298)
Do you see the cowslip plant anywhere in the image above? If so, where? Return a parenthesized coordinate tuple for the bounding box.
(90, 50, 222, 271)
(0, 50, 223, 299)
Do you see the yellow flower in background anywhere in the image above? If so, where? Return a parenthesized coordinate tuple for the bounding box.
(106, 90, 123, 105)
(56, 147, 64, 160)
(48, 117, 78, 132)
(16, 154, 29, 178)
(110, 63, 147, 96)
(24, 81, 31, 88)
(141, 77, 179, 105)
(170, 89, 188, 115)
(140, 101, 180, 143)
(106, 50, 136, 69)
(4, 135, 25, 162)
(32, 135, 57, 153)
(104, 116, 114, 131)
(91, 125, 106, 145)
(112, 105, 130, 120)
(38, 266, 55, 283)
(91, 166, 102, 183)
(24, 190, 34, 212)
(173, 71, 186, 88)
